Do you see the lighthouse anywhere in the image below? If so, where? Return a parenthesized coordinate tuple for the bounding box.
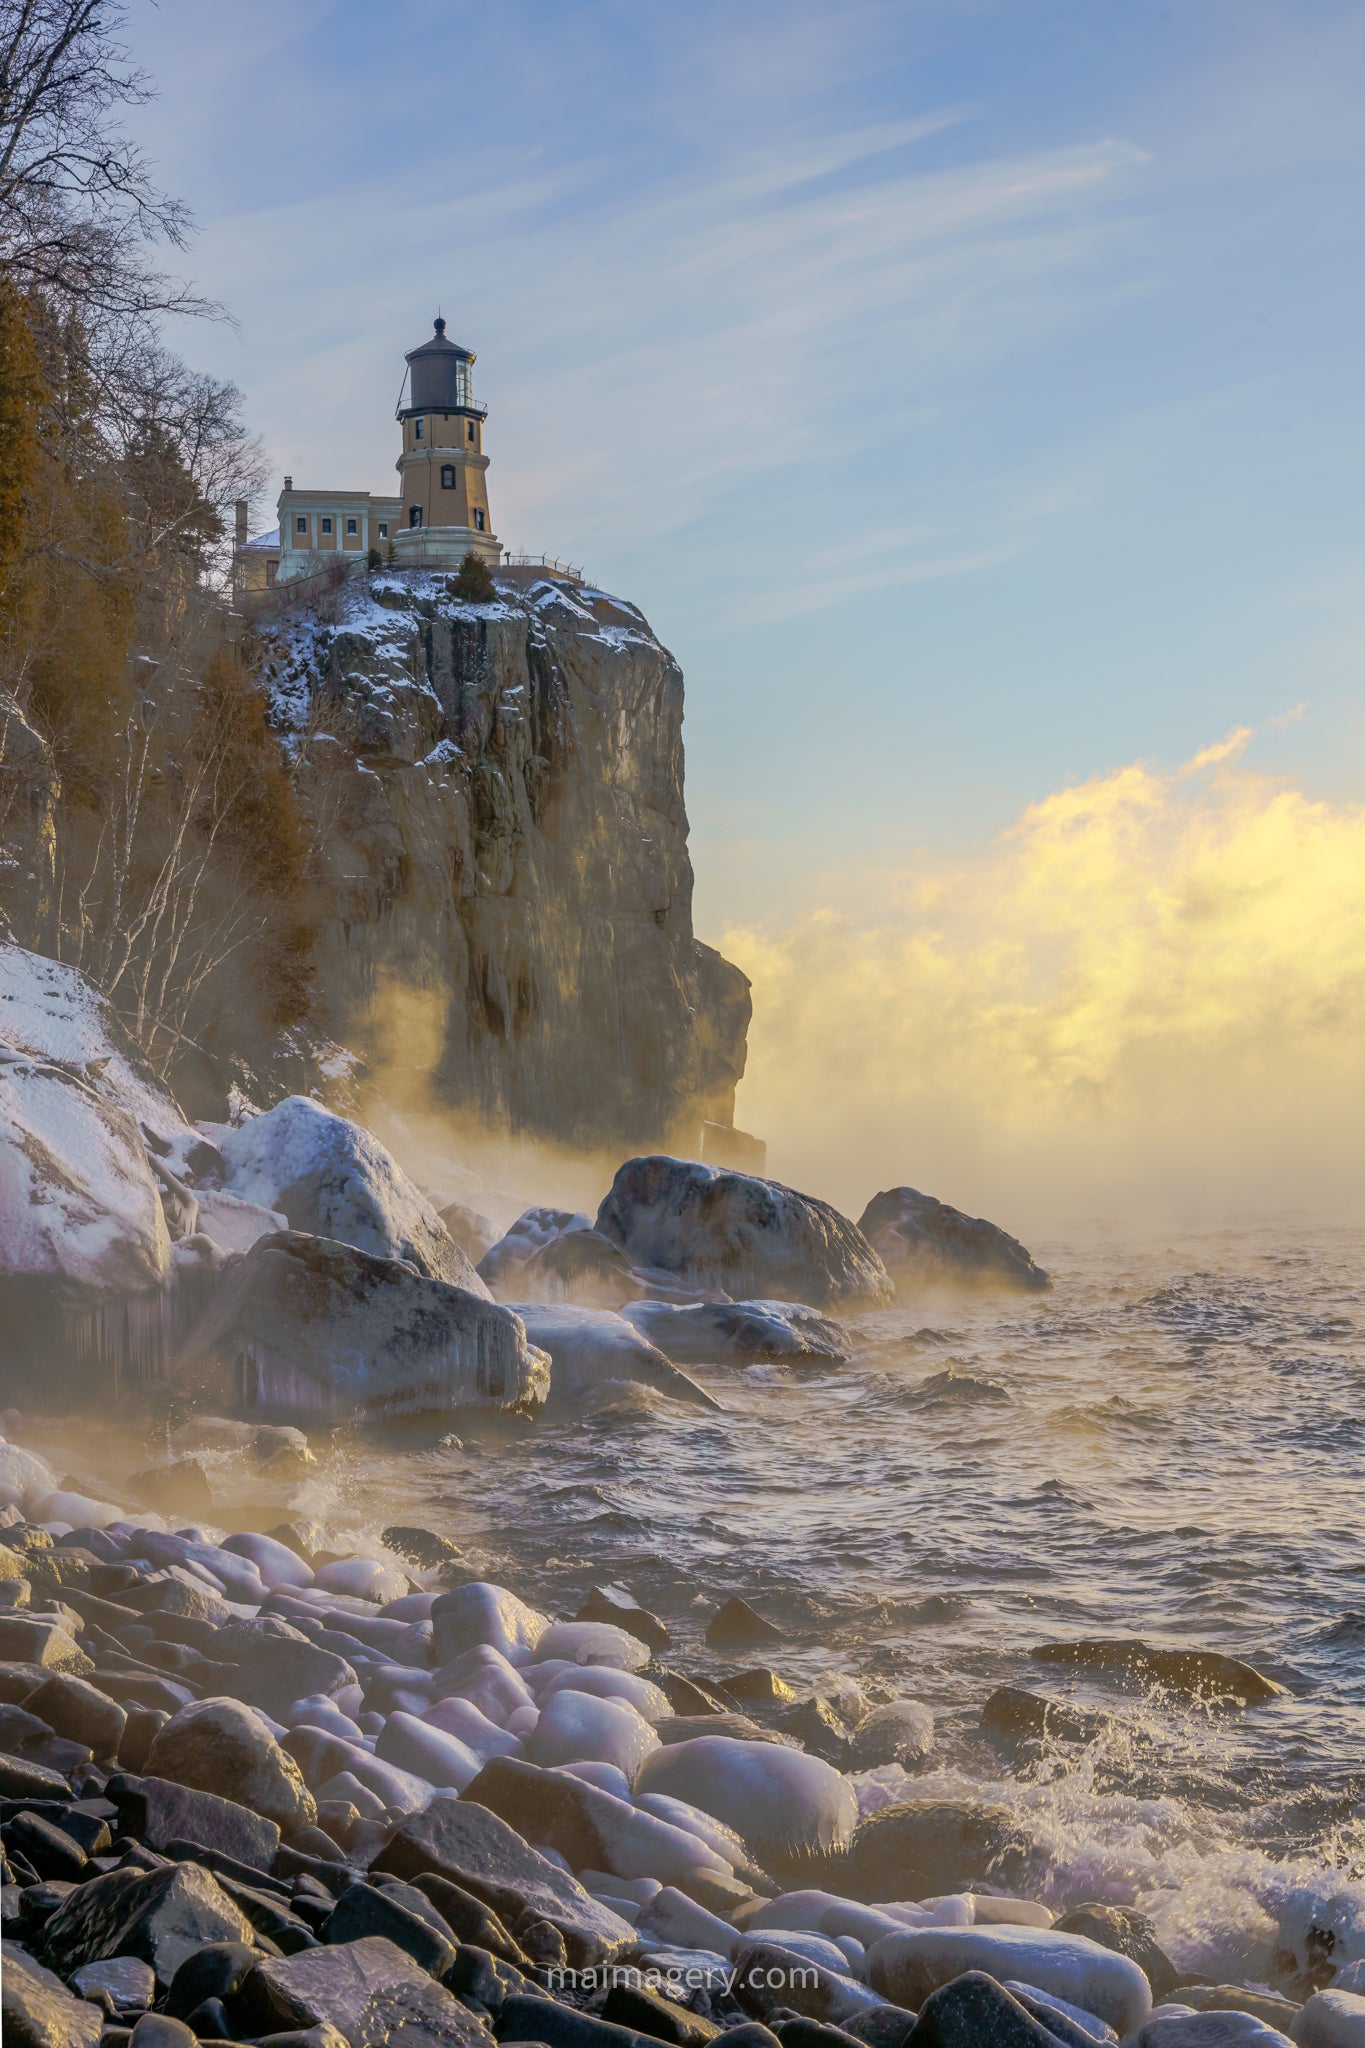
(391, 317, 500, 568)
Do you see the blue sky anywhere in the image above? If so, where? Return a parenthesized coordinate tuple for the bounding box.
(129, 0, 1365, 935)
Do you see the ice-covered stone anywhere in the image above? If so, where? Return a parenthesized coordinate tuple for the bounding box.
(375, 1710, 482, 1790)
(431, 1644, 537, 1725)
(1292, 1990, 1365, 2045)
(431, 1583, 551, 1668)
(463, 1755, 730, 1887)
(220, 1530, 314, 1590)
(422, 1692, 523, 1761)
(510, 1304, 720, 1411)
(846, 1700, 935, 1770)
(622, 1298, 852, 1366)
(747, 1891, 913, 1948)
(173, 1231, 549, 1424)
(478, 1209, 593, 1293)
(218, 1095, 488, 1290)
(537, 1666, 672, 1720)
(636, 1734, 858, 1858)
(597, 1156, 893, 1310)
(523, 1689, 660, 1781)
(534, 1621, 652, 1671)
(315, 1557, 409, 1603)
(865, 1925, 1152, 2038)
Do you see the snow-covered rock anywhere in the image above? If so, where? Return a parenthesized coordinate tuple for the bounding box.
(597, 1157, 893, 1310)
(421, 1693, 522, 1763)
(510, 1303, 721, 1410)
(0, 944, 194, 1155)
(622, 1297, 851, 1365)
(636, 1734, 859, 1859)
(0, 1050, 172, 1296)
(194, 1188, 288, 1255)
(533, 1621, 652, 1671)
(218, 1095, 488, 1293)
(864, 1925, 1152, 2038)
(430, 1643, 537, 1723)
(859, 1186, 1051, 1293)
(172, 1230, 548, 1423)
(535, 1666, 672, 1721)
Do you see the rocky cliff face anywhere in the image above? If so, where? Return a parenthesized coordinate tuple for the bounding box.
(253, 571, 750, 1153)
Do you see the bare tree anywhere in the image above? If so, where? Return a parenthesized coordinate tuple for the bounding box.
(0, 0, 211, 323)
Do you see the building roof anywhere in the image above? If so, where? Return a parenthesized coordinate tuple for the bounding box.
(245, 528, 280, 550)
(406, 315, 473, 364)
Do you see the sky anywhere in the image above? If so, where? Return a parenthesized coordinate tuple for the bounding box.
(122, 0, 1365, 1215)
(126, 0, 1365, 923)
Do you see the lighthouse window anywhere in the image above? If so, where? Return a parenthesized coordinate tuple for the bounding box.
(346, 517, 357, 535)
(414, 418, 425, 441)
(474, 508, 486, 531)
(467, 421, 475, 442)
(296, 515, 307, 533)
(321, 517, 332, 534)
(441, 465, 455, 489)
(378, 523, 388, 539)
(409, 505, 422, 528)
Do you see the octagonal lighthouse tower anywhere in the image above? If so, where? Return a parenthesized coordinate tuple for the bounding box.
(391, 317, 501, 569)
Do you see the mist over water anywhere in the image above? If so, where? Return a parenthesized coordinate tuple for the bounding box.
(724, 731, 1365, 1225)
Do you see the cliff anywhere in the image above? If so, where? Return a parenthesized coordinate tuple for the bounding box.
(251, 569, 751, 1154)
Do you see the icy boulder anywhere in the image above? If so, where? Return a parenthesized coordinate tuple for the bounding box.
(636, 1733, 859, 1860)
(0, 943, 194, 1155)
(859, 1187, 1050, 1293)
(173, 1230, 549, 1423)
(622, 1298, 851, 1366)
(597, 1157, 893, 1311)
(510, 1304, 721, 1411)
(194, 1188, 288, 1255)
(0, 1050, 172, 1296)
(865, 1926, 1150, 2038)
(218, 1095, 488, 1294)
(516, 1229, 649, 1309)
(477, 1207, 593, 1294)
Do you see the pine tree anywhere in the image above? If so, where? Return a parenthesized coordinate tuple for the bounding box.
(452, 550, 496, 603)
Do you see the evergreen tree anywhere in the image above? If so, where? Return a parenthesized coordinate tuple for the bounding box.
(452, 550, 496, 603)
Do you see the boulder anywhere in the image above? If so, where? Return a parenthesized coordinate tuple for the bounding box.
(194, 1187, 289, 1254)
(865, 1926, 1151, 2037)
(431, 1583, 550, 1668)
(844, 1701, 934, 1771)
(509, 1303, 720, 1411)
(374, 1710, 481, 1791)
(320, 1883, 458, 1978)
(1030, 1639, 1286, 1706)
(41, 1862, 254, 1983)
(383, 1526, 462, 1570)
(145, 1696, 318, 1831)
(535, 1620, 652, 1670)
(463, 1755, 732, 1885)
(516, 1229, 650, 1308)
(839, 1800, 1023, 1902)
(107, 1770, 282, 1870)
(205, 1617, 358, 1719)
(69, 1956, 157, 2011)
(858, 1188, 1050, 1293)
(523, 1689, 660, 1779)
(438, 1201, 497, 1265)
(1, 1938, 103, 2048)
(234, 1935, 492, 2048)
(636, 1735, 858, 1860)
(706, 1598, 783, 1649)
(0, 1617, 92, 1675)
(899, 1971, 1069, 2046)
(597, 1157, 893, 1310)
(372, 1794, 637, 1965)
(575, 1584, 670, 1651)
(981, 1686, 1113, 1749)
(1291, 1991, 1365, 2044)
(173, 1231, 549, 1424)
(477, 1209, 593, 1294)
(218, 1096, 488, 1291)
(1142, 2019, 1293, 2045)
(163, 1944, 259, 2022)
(21, 1677, 124, 1764)
(622, 1300, 851, 1367)
(0, 1051, 173, 1299)
(1053, 1902, 1178, 2000)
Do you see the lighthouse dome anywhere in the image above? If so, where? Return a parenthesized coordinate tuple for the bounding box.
(402, 316, 477, 416)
